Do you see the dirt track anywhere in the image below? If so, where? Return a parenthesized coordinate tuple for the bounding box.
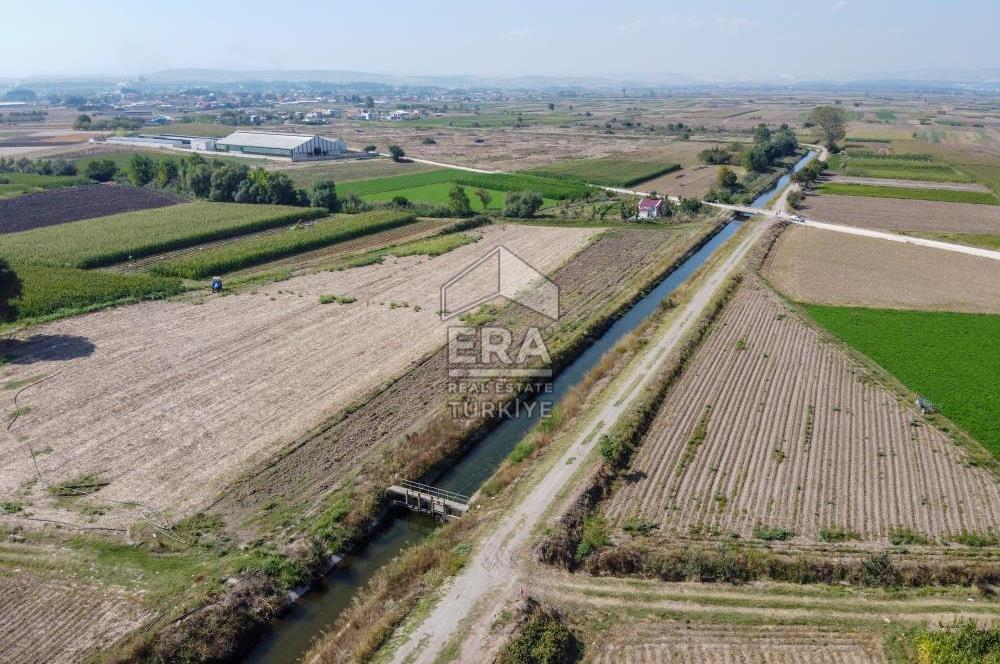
(765, 225, 1000, 313)
(0, 225, 591, 529)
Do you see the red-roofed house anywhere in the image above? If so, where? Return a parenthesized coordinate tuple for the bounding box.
(637, 196, 666, 219)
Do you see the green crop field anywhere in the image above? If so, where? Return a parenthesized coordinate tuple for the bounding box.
(338, 169, 586, 201)
(407, 112, 582, 129)
(0, 172, 90, 198)
(1, 202, 325, 269)
(7, 263, 183, 321)
(828, 153, 973, 183)
(874, 110, 897, 122)
(358, 183, 553, 211)
(816, 182, 998, 205)
(527, 159, 681, 188)
(149, 210, 416, 278)
(805, 306, 1000, 457)
(74, 149, 251, 172)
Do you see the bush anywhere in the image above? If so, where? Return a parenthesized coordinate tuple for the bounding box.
(498, 602, 577, 664)
(85, 158, 118, 182)
(913, 620, 1000, 664)
(388, 145, 405, 162)
(752, 524, 793, 541)
(859, 551, 901, 587)
(503, 190, 544, 218)
(311, 179, 340, 212)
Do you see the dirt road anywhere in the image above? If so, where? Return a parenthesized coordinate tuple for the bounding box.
(388, 219, 773, 663)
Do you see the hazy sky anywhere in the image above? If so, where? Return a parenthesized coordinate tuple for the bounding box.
(5, 0, 998, 81)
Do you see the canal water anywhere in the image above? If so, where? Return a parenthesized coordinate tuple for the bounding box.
(244, 151, 815, 663)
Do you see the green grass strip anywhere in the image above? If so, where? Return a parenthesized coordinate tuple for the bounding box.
(817, 182, 997, 205)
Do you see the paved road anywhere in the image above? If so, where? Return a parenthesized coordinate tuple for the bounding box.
(390, 218, 775, 664)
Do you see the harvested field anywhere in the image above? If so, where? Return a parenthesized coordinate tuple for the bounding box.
(0, 184, 183, 234)
(801, 194, 1000, 234)
(0, 570, 149, 664)
(636, 164, 743, 199)
(587, 622, 887, 664)
(764, 226, 1000, 313)
(603, 283, 1000, 544)
(211, 223, 716, 530)
(0, 225, 592, 529)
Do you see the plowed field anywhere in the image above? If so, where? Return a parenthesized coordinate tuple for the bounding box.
(0, 570, 149, 664)
(604, 283, 1000, 544)
(0, 225, 592, 529)
(801, 194, 1000, 234)
(0, 184, 182, 234)
(764, 226, 1000, 314)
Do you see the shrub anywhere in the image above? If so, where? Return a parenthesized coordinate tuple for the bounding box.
(85, 158, 118, 182)
(819, 527, 861, 543)
(311, 179, 340, 212)
(575, 515, 608, 560)
(503, 190, 544, 218)
(498, 602, 576, 664)
(913, 620, 1000, 664)
(752, 524, 794, 541)
(859, 551, 901, 587)
(388, 145, 405, 162)
(890, 526, 929, 546)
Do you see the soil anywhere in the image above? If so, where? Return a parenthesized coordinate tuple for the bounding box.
(800, 194, 1000, 234)
(0, 184, 183, 234)
(603, 281, 1000, 544)
(764, 225, 1000, 313)
(0, 225, 592, 530)
(0, 569, 150, 664)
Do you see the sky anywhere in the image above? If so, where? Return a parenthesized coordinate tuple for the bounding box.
(4, 0, 999, 81)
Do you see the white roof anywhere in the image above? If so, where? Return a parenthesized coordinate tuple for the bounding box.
(216, 131, 315, 150)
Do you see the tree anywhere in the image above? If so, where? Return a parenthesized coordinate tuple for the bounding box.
(742, 145, 771, 173)
(474, 188, 492, 210)
(808, 105, 847, 149)
(717, 166, 739, 191)
(73, 113, 92, 129)
(503, 191, 544, 219)
(753, 123, 772, 144)
(448, 185, 473, 217)
(547, 102, 555, 111)
(680, 198, 703, 213)
(266, 171, 297, 205)
(85, 158, 117, 182)
(364, 95, 375, 109)
(786, 189, 803, 209)
(311, 179, 340, 212)
(186, 163, 213, 198)
(388, 145, 405, 162)
(128, 154, 155, 186)
(155, 159, 179, 187)
(0, 258, 21, 321)
(209, 164, 249, 202)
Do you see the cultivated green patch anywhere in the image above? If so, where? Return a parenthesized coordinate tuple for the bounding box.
(816, 182, 997, 205)
(527, 158, 681, 188)
(804, 305, 1000, 457)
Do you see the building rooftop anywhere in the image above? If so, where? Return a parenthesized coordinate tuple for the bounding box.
(216, 131, 315, 149)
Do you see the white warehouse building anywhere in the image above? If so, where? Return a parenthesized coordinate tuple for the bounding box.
(214, 131, 348, 161)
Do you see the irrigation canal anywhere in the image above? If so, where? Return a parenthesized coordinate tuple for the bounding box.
(243, 151, 817, 663)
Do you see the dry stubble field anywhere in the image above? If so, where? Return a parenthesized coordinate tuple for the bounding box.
(0, 225, 592, 529)
(0, 566, 150, 664)
(603, 282, 1000, 544)
(764, 226, 1000, 313)
(801, 194, 1000, 234)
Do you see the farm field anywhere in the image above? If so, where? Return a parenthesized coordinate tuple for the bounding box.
(764, 226, 1000, 314)
(528, 571, 1000, 664)
(805, 305, 1000, 457)
(147, 209, 417, 278)
(357, 183, 543, 211)
(527, 158, 680, 188)
(637, 164, 742, 199)
(814, 182, 998, 206)
(0, 224, 593, 529)
(272, 157, 438, 188)
(0, 184, 183, 234)
(602, 283, 1000, 544)
(800, 194, 1000, 233)
(827, 175, 991, 193)
(826, 153, 972, 184)
(1, 201, 325, 268)
(0, 569, 151, 664)
(337, 168, 586, 201)
(0, 171, 89, 198)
